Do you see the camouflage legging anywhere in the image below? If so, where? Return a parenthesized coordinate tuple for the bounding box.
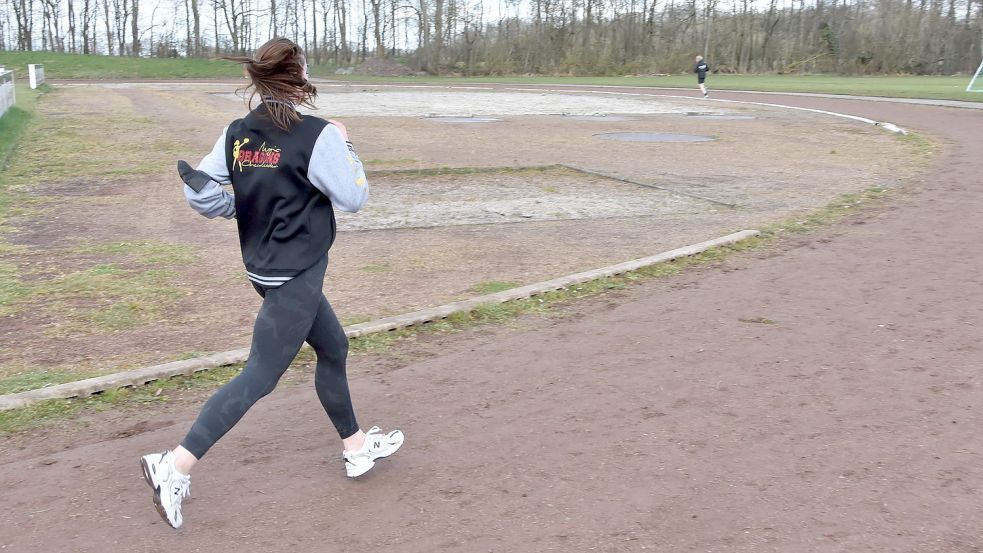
(181, 255, 359, 459)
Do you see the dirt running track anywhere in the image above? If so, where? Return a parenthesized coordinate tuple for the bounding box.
(2, 90, 982, 552)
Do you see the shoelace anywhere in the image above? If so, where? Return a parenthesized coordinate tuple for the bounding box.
(170, 475, 191, 499)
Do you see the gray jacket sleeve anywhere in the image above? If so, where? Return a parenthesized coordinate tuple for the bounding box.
(184, 127, 236, 219)
(308, 124, 369, 212)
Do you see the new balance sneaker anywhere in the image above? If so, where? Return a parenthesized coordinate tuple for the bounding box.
(140, 450, 191, 528)
(343, 426, 404, 478)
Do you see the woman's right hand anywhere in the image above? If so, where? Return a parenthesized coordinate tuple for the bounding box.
(327, 119, 349, 140)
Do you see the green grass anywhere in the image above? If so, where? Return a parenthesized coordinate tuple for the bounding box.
(0, 51, 247, 80)
(0, 85, 43, 315)
(359, 263, 392, 273)
(3, 52, 979, 101)
(469, 280, 520, 295)
(29, 264, 185, 333)
(0, 367, 105, 395)
(0, 85, 40, 167)
(333, 74, 983, 103)
(0, 259, 29, 316)
(75, 240, 197, 265)
(0, 84, 42, 227)
(0, 240, 195, 331)
(2, 110, 171, 186)
(0, 365, 245, 434)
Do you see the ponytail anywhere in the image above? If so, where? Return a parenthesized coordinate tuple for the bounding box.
(224, 38, 317, 131)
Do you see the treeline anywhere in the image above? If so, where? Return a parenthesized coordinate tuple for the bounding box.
(1, 0, 981, 75)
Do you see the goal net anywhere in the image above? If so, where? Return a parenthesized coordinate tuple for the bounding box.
(968, 60, 983, 92)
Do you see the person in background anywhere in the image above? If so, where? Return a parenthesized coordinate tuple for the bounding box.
(695, 55, 710, 98)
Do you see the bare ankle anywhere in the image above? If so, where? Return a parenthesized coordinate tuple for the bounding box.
(342, 430, 365, 452)
(173, 446, 198, 475)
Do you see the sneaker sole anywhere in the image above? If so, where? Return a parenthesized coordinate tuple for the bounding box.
(346, 438, 404, 478)
(140, 457, 172, 527)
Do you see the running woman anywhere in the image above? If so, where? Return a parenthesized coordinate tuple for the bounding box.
(140, 38, 404, 529)
(694, 55, 710, 98)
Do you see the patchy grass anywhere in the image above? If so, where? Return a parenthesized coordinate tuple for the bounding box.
(0, 65, 941, 431)
(0, 85, 40, 167)
(75, 240, 197, 265)
(0, 84, 43, 233)
(0, 178, 910, 431)
(3, 113, 170, 186)
(0, 260, 29, 317)
(367, 164, 564, 178)
(766, 187, 890, 235)
(359, 264, 392, 273)
(363, 158, 420, 166)
(469, 280, 520, 295)
(341, 314, 373, 326)
(0, 366, 105, 395)
(346, 183, 896, 354)
(895, 131, 938, 166)
(0, 365, 245, 435)
(1, 240, 195, 329)
(739, 317, 778, 325)
(31, 265, 185, 334)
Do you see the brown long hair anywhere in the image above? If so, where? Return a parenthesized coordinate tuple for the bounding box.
(224, 38, 318, 131)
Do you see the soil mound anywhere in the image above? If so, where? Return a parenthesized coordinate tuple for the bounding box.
(355, 57, 418, 76)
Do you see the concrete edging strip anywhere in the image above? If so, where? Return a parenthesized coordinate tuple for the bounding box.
(0, 229, 759, 411)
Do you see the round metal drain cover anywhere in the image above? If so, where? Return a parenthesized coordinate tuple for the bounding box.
(563, 114, 636, 121)
(595, 132, 715, 143)
(426, 116, 501, 123)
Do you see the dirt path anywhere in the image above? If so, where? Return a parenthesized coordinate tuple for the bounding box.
(1, 91, 981, 552)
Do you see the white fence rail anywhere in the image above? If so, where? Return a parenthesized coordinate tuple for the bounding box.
(28, 64, 45, 89)
(0, 70, 15, 119)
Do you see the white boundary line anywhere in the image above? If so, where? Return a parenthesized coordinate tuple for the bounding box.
(304, 82, 912, 135)
(0, 230, 758, 410)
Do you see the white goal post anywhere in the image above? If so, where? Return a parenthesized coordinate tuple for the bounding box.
(0, 70, 15, 119)
(28, 64, 45, 89)
(968, 60, 983, 92)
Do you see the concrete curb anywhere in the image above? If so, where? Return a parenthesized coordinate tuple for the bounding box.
(0, 230, 758, 411)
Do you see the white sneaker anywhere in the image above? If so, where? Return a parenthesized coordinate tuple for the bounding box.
(343, 426, 404, 478)
(140, 450, 191, 528)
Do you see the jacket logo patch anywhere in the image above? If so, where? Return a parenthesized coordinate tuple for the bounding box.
(233, 138, 282, 171)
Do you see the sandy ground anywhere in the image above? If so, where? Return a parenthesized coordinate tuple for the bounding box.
(0, 83, 915, 384)
(0, 89, 979, 552)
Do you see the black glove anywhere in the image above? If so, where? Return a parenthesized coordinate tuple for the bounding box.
(177, 160, 214, 193)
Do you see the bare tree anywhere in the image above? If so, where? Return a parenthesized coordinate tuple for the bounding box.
(215, 0, 248, 53)
(11, 0, 34, 50)
(102, 0, 112, 53)
(369, 0, 383, 56)
(131, 0, 139, 54)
